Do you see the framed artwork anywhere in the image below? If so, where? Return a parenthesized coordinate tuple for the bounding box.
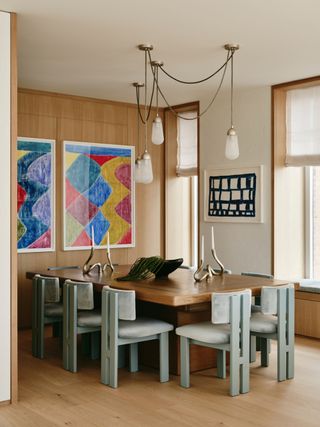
(63, 141, 135, 250)
(204, 166, 263, 223)
(17, 137, 55, 252)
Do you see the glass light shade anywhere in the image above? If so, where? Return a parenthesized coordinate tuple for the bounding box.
(151, 116, 164, 145)
(135, 157, 144, 183)
(140, 150, 153, 184)
(225, 127, 239, 160)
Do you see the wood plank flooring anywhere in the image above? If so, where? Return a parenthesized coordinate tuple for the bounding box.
(0, 330, 320, 427)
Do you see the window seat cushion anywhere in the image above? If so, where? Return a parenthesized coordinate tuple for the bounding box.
(298, 280, 320, 294)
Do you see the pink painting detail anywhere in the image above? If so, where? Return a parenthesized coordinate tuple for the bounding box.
(115, 194, 131, 224)
(72, 229, 92, 247)
(115, 163, 131, 190)
(118, 228, 131, 245)
(67, 194, 99, 226)
(29, 229, 51, 249)
(65, 178, 81, 208)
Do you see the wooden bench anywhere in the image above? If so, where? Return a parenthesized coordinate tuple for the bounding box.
(295, 281, 320, 339)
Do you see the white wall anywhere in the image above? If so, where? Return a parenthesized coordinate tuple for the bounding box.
(0, 11, 12, 402)
(200, 86, 272, 274)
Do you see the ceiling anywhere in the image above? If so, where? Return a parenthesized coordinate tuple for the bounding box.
(1, 0, 320, 104)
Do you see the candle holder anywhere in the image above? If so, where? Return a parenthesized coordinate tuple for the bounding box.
(82, 245, 104, 275)
(193, 248, 226, 283)
(102, 249, 114, 274)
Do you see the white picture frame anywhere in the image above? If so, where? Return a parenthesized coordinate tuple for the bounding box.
(62, 140, 135, 251)
(17, 137, 56, 253)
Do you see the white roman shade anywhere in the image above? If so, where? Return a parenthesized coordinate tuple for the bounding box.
(286, 85, 320, 166)
(176, 111, 198, 176)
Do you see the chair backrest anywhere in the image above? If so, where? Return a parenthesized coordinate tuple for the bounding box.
(102, 286, 136, 321)
(34, 274, 60, 303)
(64, 280, 94, 310)
(241, 272, 274, 279)
(211, 289, 252, 325)
(260, 284, 294, 315)
(48, 265, 80, 271)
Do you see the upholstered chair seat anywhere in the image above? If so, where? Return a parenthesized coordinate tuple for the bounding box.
(119, 318, 173, 339)
(250, 312, 278, 334)
(176, 322, 231, 345)
(44, 303, 63, 317)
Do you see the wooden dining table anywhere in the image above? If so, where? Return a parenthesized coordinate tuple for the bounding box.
(26, 266, 294, 374)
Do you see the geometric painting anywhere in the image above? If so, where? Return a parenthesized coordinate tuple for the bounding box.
(63, 141, 135, 250)
(204, 166, 263, 223)
(17, 137, 55, 252)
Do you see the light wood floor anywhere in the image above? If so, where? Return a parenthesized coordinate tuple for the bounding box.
(1, 330, 320, 427)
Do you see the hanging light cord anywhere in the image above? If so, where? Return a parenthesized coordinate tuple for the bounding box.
(148, 49, 231, 120)
(158, 51, 234, 85)
(230, 53, 234, 128)
(144, 49, 148, 150)
(135, 59, 156, 125)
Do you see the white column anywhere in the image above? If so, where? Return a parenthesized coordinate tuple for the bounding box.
(0, 11, 12, 402)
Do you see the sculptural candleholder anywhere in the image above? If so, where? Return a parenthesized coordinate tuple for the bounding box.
(82, 246, 103, 275)
(102, 249, 114, 274)
(193, 247, 226, 283)
(194, 259, 211, 282)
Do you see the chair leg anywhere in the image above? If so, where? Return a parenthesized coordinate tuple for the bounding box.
(256, 336, 261, 351)
(109, 343, 118, 388)
(159, 332, 169, 383)
(69, 327, 77, 373)
(129, 343, 139, 373)
(250, 335, 257, 363)
(52, 322, 61, 338)
(217, 350, 226, 379)
(180, 337, 190, 388)
(287, 287, 295, 380)
(100, 331, 110, 386)
(81, 333, 90, 356)
(90, 331, 100, 360)
(260, 338, 269, 367)
(230, 345, 240, 397)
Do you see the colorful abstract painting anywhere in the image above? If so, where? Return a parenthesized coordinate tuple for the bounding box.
(17, 138, 55, 252)
(63, 141, 135, 250)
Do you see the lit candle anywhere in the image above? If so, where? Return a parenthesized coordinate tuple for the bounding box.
(91, 226, 95, 247)
(211, 226, 215, 250)
(107, 230, 110, 252)
(201, 235, 204, 261)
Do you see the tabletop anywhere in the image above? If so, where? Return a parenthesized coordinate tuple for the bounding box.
(26, 265, 294, 307)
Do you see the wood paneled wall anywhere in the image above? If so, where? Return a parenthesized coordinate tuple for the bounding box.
(18, 89, 164, 328)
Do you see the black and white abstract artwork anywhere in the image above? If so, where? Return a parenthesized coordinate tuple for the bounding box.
(204, 166, 263, 223)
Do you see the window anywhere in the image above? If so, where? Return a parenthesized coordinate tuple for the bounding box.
(273, 79, 320, 280)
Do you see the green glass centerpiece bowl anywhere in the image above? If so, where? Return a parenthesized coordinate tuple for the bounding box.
(154, 258, 184, 278)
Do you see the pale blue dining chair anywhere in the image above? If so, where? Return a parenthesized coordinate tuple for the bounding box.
(241, 271, 274, 361)
(32, 274, 62, 359)
(101, 286, 174, 388)
(250, 284, 295, 381)
(63, 279, 101, 373)
(176, 289, 251, 397)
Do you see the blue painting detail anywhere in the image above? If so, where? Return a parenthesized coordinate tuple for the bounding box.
(208, 173, 256, 217)
(66, 154, 100, 193)
(86, 211, 110, 245)
(83, 175, 112, 207)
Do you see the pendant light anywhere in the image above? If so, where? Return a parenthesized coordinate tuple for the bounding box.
(134, 45, 153, 184)
(225, 44, 240, 160)
(151, 61, 164, 145)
